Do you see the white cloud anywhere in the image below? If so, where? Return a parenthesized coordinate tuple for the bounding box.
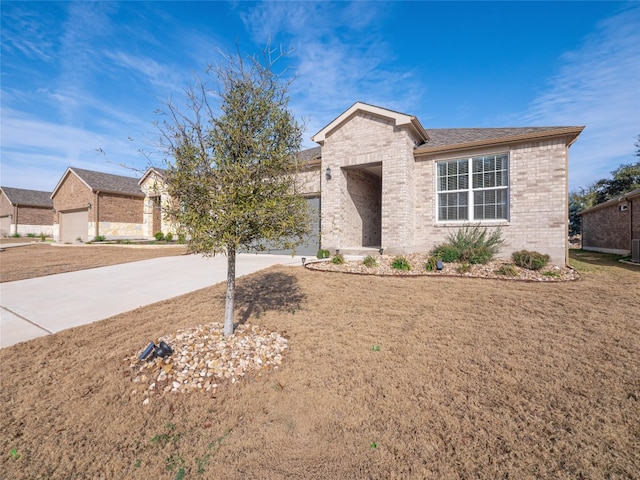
(239, 1, 426, 146)
(521, 5, 640, 190)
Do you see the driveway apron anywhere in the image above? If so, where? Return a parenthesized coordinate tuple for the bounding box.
(0, 253, 304, 348)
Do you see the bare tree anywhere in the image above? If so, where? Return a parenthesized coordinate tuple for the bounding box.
(157, 48, 310, 336)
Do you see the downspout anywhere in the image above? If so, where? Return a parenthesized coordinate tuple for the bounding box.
(13, 204, 18, 235)
(95, 191, 100, 238)
(564, 144, 570, 266)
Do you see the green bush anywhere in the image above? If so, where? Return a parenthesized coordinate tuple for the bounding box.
(93, 235, 106, 242)
(331, 253, 345, 265)
(164, 232, 173, 242)
(177, 233, 187, 244)
(26, 233, 36, 238)
(11, 232, 21, 238)
(363, 255, 378, 267)
(39, 232, 47, 241)
(391, 256, 411, 271)
(430, 244, 460, 263)
(433, 225, 504, 265)
(154, 231, 165, 241)
(495, 263, 519, 277)
(425, 256, 438, 272)
(512, 250, 550, 270)
(317, 249, 330, 259)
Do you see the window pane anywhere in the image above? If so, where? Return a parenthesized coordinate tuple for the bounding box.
(438, 163, 447, 177)
(459, 174, 469, 189)
(473, 172, 482, 189)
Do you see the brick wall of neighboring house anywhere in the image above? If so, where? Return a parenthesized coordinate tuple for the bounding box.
(581, 191, 640, 254)
(0, 193, 12, 218)
(582, 204, 631, 252)
(633, 196, 640, 242)
(414, 138, 570, 264)
(320, 111, 420, 253)
(96, 193, 143, 223)
(52, 173, 93, 221)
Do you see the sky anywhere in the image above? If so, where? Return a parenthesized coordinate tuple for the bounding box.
(1, 1, 639, 193)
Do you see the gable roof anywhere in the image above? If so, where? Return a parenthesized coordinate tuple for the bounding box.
(52, 167, 144, 198)
(139, 166, 168, 186)
(578, 188, 640, 216)
(312, 102, 429, 145)
(415, 126, 584, 155)
(0, 187, 53, 207)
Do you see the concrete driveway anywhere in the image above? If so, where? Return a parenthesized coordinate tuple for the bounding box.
(0, 253, 305, 348)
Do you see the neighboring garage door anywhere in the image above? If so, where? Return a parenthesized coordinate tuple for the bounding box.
(60, 209, 89, 243)
(264, 196, 320, 256)
(0, 216, 11, 237)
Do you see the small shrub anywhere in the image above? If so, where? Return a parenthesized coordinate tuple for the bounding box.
(317, 249, 330, 259)
(363, 255, 378, 267)
(543, 270, 561, 278)
(495, 263, 519, 277)
(425, 256, 438, 272)
(26, 233, 36, 238)
(512, 250, 550, 270)
(431, 244, 460, 263)
(331, 253, 345, 265)
(11, 232, 21, 238)
(39, 232, 47, 241)
(440, 225, 505, 265)
(391, 256, 411, 271)
(456, 262, 471, 274)
(154, 231, 165, 241)
(93, 235, 106, 242)
(164, 232, 173, 242)
(177, 233, 186, 244)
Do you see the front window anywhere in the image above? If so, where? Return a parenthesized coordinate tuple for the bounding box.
(437, 154, 509, 222)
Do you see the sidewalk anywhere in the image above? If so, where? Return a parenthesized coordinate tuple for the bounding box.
(0, 253, 304, 348)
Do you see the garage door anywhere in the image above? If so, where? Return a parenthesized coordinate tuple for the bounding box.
(60, 209, 89, 243)
(0, 216, 11, 237)
(263, 196, 321, 256)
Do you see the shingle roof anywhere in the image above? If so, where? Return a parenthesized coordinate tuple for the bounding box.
(296, 146, 322, 164)
(70, 167, 144, 197)
(0, 187, 53, 207)
(416, 126, 584, 153)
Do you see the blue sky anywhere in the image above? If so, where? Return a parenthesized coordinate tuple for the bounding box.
(1, 1, 639, 192)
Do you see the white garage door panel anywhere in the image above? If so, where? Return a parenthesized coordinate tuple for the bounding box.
(0, 217, 11, 237)
(60, 210, 88, 243)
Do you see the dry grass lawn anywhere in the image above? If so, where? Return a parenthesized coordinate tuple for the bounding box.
(0, 244, 188, 282)
(0, 249, 638, 479)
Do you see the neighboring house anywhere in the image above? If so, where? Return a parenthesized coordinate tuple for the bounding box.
(579, 188, 640, 255)
(0, 187, 54, 237)
(139, 167, 177, 239)
(310, 102, 584, 265)
(51, 167, 145, 243)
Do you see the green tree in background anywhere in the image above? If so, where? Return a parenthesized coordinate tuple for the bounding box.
(158, 49, 310, 336)
(569, 134, 640, 236)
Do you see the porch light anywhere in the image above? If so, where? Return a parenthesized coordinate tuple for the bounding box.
(87, 202, 92, 209)
(325, 167, 332, 180)
(335, 249, 340, 255)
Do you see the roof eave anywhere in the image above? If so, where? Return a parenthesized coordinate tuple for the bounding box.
(414, 126, 585, 157)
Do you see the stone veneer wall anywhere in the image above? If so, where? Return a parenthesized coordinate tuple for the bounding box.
(414, 138, 570, 265)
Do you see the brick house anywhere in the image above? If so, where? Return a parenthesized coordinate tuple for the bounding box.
(139, 167, 175, 239)
(0, 187, 54, 237)
(579, 188, 640, 255)
(310, 102, 584, 265)
(51, 167, 145, 243)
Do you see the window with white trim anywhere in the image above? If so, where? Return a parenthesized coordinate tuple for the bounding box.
(437, 154, 509, 222)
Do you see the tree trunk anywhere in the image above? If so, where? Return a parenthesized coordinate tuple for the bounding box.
(224, 246, 236, 337)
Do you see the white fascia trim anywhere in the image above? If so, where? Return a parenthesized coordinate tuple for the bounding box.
(311, 102, 428, 145)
